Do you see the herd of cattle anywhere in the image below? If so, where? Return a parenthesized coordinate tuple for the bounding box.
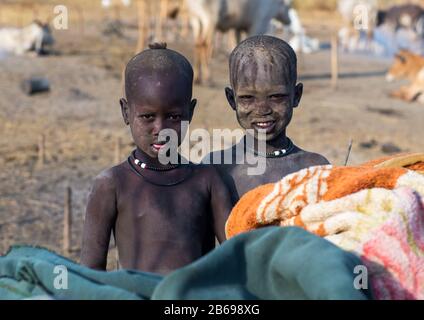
(339, 0, 424, 52)
(1, 0, 424, 103)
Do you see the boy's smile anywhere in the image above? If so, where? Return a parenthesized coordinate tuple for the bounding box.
(236, 84, 292, 139)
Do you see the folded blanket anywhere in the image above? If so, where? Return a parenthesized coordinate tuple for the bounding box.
(226, 165, 424, 238)
(0, 228, 371, 300)
(361, 153, 424, 173)
(226, 155, 424, 300)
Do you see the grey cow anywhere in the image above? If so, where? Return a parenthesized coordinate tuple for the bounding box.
(184, 0, 292, 84)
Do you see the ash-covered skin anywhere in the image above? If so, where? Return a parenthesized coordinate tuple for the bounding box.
(205, 36, 330, 204)
(227, 34, 300, 144)
(80, 44, 232, 275)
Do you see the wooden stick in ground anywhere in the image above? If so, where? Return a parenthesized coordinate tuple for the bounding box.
(136, 0, 147, 53)
(37, 134, 46, 167)
(115, 239, 119, 270)
(63, 186, 72, 255)
(114, 137, 122, 164)
(180, 0, 190, 39)
(113, 3, 121, 21)
(75, 5, 85, 35)
(31, 4, 39, 21)
(18, 3, 25, 27)
(155, 0, 166, 42)
(331, 34, 339, 90)
(344, 139, 353, 166)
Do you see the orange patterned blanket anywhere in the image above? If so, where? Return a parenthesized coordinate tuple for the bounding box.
(225, 153, 424, 299)
(226, 153, 424, 239)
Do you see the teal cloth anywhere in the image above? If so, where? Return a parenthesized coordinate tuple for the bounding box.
(0, 227, 372, 300)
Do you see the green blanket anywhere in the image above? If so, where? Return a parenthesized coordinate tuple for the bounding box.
(0, 227, 372, 300)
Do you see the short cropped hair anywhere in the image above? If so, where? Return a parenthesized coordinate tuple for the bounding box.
(229, 35, 297, 88)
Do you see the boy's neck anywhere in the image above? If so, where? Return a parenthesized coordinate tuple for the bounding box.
(246, 131, 290, 154)
(135, 148, 178, 168)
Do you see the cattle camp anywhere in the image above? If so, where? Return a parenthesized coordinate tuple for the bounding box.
(0, 0, 424, 302)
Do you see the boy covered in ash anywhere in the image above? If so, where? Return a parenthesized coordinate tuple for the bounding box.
(80, 44, 232, 275)
(204, 35, 330, 204)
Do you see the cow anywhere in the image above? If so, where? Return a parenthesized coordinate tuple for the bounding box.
(386, 49, 424, 103)
(386, 49, 424, 82)
(269, 6, 320, 54)
(0, 21, 54, 56)
(338, 0, 379, 52)
(182, 0, 292, 84)
(378, 4, 424, 37)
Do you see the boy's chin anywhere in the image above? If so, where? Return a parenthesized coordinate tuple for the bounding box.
(247, 129, 284, 142)
(148, 146, 181, 159)
(141, 149, 159, 159)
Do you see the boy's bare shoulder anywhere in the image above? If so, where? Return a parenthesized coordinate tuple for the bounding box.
(201, 145, 239, 166)
(291, 148, 330, 166)
(90, 162, 128, 193)
(192, 162, 223, 180)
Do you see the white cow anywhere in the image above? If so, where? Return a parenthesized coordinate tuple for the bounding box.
(269, 7, 320, 54)
(0, 21, 54, 56)
(185, 0, 292, 84)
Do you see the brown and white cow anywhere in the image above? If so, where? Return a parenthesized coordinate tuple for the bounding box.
(386, 49, 424, 103)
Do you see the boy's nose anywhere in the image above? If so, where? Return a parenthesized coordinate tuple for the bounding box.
(256, 100, 272, 116)
(152, 118, 166, 135)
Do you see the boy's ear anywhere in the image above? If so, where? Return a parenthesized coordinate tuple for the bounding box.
(293, 83, 303, 108)
(225, 87, 237, 111)
(188, 99, 197, 122)
(120, 98, 130, 125)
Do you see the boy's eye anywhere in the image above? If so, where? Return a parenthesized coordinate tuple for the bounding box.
(138, 114, 154, 120)
(269, 94, 287, 100)
(238, 95, 254, 101)
(167, 114, 182, 120)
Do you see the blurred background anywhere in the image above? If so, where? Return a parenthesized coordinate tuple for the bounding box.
(1, 0, 423, 269)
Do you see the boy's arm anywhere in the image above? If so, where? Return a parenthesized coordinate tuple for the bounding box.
(80, 170, 117, 270)
(209, 167, 234, 244)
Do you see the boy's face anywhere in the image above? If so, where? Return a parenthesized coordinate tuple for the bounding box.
(120, 73, 196, 158)
(226, 58, 303, 141)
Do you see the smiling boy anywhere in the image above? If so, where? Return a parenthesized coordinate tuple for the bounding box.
(205, 35, 330, 204)
(80, 43, 232, 275)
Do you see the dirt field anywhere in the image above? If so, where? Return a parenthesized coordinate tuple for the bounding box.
(0, 2, 423, 269)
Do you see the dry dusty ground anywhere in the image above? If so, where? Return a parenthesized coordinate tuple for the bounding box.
(0, 8, 423, 269)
